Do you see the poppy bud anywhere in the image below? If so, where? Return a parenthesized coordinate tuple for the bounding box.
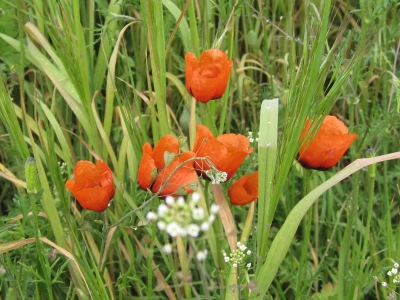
(138, 135, 199, 197)
(25, 157, 37, 194)
(228, 171, 258, 205)
(297, 116, 358, 170)
(193, 124, 253, 180)
(65, 160, 114, 212)
(185, 49, 233, 103)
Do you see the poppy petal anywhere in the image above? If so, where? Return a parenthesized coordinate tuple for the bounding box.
(298, 116, 358, 170)
(152, 151, 198, 196)
(96, 160, 115, 199)
(74, 186, 110, 212)
(189, 70, 221, 103)
(228, 171, 258, 205)
(152, 135, 180, 169)
(138, 143, 157, 190)
(193, 125, 228, 174)
(65, 179, 79, 195)
(217, 134, 253, 179)
(73, 160, 101, 190)
(185, 52, 199, 94)
(243, 171, 259, 197)
(66, 160, 115, 212)
(185, 49, 233, 103)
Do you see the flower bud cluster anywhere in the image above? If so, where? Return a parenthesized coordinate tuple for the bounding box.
(146, 193, 220, 238)
(222, 242, 252, 268)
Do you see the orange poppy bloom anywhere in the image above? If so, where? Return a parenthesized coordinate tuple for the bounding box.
(228, 171, 259, 205)
(298, 116, 358, 170)
(185, 49, 233, 103)
(138, 135, 199, 196)
(65, 160, 115, 212)
(193, 125, 253, 180)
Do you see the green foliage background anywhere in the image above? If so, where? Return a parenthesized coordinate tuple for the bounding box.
(0, 0, 399, 299)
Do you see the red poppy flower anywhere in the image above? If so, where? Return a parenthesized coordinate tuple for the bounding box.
(193, 125, 253, 180)
(185, 49, 233, 103)
(297, 116, 358, 171)
(138, 135, 199, 196)
(228, 171, 259, 205)
(65, 160, 115, 212)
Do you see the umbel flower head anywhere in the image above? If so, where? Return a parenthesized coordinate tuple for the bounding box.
(297, 116, 358, 171)
(193, 124, 253, 180)
(146, 193, 219, 238)
(65, 160, 115, 212)
(185, 49, 233, 103)
(228, 171, 258, 205)
(138, 135, 198, 196)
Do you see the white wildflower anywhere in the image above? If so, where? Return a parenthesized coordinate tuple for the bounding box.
(178, 226, 187, 237)
(200, 222, 210, 231)
(158, 204, 169, 217)
(196, 250, 208, 262)
(192, 207, 205, 220)
(187, 224, 200, 237)
(146, 211, 158, 221)
(157, 221, 166, 230)
(163, 244, 172, 254)
(166, 222, 181, 237)
(165, 196, 175, 206)
(176, 196, 185, 206)
(191, 192, 200, 203)
(210, 204, 220, 214)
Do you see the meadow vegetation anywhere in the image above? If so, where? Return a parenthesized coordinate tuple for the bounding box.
(0, 0, 399, 299)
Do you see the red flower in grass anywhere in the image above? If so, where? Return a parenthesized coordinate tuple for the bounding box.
(228, 171, 259, 205)
(138, 135, 199, 196)
(185, 49, 233, 103)
(65, 160, 115, 212)
(297, 116, 358, 171)
(193, 124, 253, 180)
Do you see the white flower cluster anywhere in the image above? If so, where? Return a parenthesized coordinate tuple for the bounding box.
(222, 242, 252, 268)
(373, 262, 400, 290)
(247, 131, 259, 143)
(387, 262, 400, 284)
(205, 169, 228, 184)
(58, 161, 68, 175)
(146, 193, 220, 238)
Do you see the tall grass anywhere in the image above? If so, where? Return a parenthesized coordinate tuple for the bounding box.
(0, 0, 399, 299)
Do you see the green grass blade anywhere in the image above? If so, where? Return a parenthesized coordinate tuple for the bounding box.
(257, 99, 279, 257)
(255, 152, 400, 297)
